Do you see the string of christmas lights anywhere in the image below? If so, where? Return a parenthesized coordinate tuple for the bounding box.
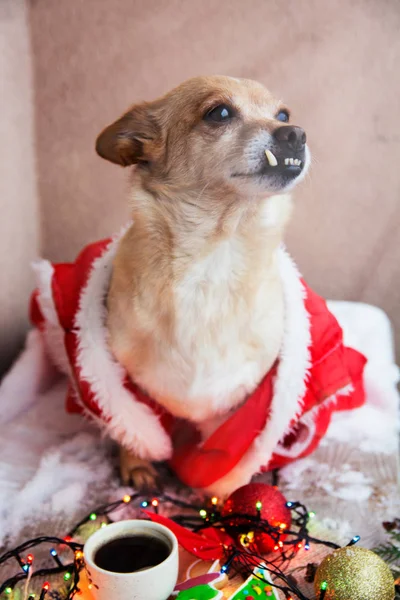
(0, 536, 83, 599)
(178, 499, 341, 555)
(0, 491, 357, 600)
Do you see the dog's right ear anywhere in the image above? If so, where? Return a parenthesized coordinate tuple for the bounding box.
(95, 103, 160, 166)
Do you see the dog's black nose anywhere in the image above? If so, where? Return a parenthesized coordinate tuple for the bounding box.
(273, 126, 307, 153)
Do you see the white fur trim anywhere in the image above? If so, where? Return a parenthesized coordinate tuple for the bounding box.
(274, 412, 317, 458)
(325, 383, 354, 405)
(32, 260, 93, 415)
(275, 383, 354, 458)
(74, 232, 173, 461)
(207, 248, 312, 495)
(32, 260, 71, 375)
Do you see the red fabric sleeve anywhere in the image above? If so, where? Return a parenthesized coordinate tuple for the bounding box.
(169, 366, 277, 488)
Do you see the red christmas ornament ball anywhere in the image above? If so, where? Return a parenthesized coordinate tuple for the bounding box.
(221, 483, 291, 553)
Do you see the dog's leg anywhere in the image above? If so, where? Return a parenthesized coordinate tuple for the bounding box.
(119, 446, 160, 491)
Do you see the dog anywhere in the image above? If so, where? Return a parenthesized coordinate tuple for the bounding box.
(95, 75, 310, 490)
(30, 75, 365, 495)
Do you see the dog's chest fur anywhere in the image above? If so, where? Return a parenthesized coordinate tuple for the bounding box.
(107, 196, 289, 426)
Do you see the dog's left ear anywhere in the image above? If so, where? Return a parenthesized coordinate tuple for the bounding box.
(95, 102, 161, 166)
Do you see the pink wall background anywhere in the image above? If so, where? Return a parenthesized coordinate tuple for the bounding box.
(1, 0, 400, 369)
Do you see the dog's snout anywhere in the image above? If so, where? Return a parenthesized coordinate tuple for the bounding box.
(273, 126, 306, 153)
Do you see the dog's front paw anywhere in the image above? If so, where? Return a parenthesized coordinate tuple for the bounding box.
(119, 447, 160, 492)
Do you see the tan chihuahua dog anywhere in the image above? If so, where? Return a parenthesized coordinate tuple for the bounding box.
(96, 76, 310, 489)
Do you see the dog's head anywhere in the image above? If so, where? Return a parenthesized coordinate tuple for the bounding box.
(96, 76, 310, 197)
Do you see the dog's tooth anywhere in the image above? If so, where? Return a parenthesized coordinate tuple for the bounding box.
(285, 158, 289, 165)
(265, 149, 278, 167)
(289, 158, 294, 165)
(295, 159, 300, 165)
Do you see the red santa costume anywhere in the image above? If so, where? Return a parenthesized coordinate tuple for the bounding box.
(30, 228, 366, 495)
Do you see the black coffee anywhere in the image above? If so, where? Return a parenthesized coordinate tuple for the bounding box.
(94, 534, 170, 573)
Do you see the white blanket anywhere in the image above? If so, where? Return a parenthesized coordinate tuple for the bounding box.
(0, 301, 398, 547)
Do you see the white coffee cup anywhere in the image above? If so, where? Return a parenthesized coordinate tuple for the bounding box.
(83, 519, 179, 600)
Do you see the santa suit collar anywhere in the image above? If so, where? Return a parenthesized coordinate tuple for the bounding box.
(31, 229, 366, 495)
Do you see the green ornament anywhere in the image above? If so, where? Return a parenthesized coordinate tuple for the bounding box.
(174, 583, 221, 600)
(228, 567, 280, 599)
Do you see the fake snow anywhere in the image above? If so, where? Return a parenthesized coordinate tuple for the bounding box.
(323, 405, 399, 455)
(321, 467, 373, 501)
(280, 460, 373, 501)
(319, 517, 353, 540)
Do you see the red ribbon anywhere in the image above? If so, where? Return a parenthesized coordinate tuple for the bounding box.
(144, 511, 233, 560)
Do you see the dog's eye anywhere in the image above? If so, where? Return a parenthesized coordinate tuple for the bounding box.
(276, 110, 290, 122)
(204, 104, 235, 123)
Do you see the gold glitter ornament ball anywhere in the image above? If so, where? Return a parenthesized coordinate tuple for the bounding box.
(314, 546, 395, 600)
